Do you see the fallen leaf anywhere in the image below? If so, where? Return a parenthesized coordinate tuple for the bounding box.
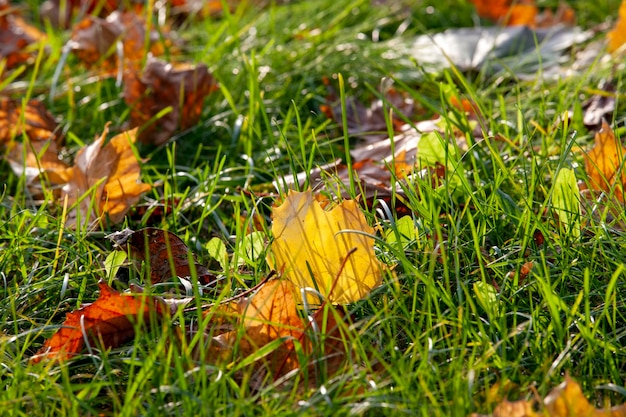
(69, 11, 169, 75)
(469, 0, 574, 28)
(107, 227, 215, 285)
(6, 139, 68, 187)
(31, 281, 166, 363)
(124, 56, 218, 145)
(203, 280, 350, 390)
(471, 399, 538, 417)
(584, 120, 626, 203)
(0, 97, 61, 145)
(321, 78, 415, 143)
(583, 84, 616, 130)
(399, 25, 589, 78)
(544, 375, 626, 417)
(60, 124, 151, 229)
(475, 375, 626, 417)
(0, 1, 47, 72)
(269, 189, 383, 304)
(608, 1, 626, 53)
(469, 0, 537, 26)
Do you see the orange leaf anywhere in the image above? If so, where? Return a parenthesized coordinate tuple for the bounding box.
(0, 2, 46, 72)
(584, 120, 626, 203)
(608, 1, 626, 53)
(31, 281, 166, 363)
(0, 98, 61, 145)
(108, 227, 216, 285)
(124, 57, 218, 145)
(61, 124, 151, 228)
(219, 280, 350, 389)
(470, 0, 537, 26)
(6, 139, 68, 187)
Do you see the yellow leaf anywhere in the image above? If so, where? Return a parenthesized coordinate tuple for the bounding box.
(544, 375, 626, 417)
(584, 120, 626, 203)
(269, 189, 383, 304)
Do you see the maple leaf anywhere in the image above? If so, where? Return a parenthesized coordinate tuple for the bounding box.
(584, 120, 626, 203)
(269, 189, 383, 304)
(60, 124, 151, 229)
(31, 281, 166, 363)
(608, 1, 626, 53)
(108, 227, 216, 285)
(123, 56, 218, 145)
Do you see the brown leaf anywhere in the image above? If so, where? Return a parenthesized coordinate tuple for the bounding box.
(40, 0, 144, 27)
(321, 79, 415, 143)
(0, 97, 61, 145)
(0, 1, 46, 72)
(60, 124, 151, 228)
(69, 11, 169, 75)
(31, 281, 166, 363)
(584, 120, 626, 203)
(123, 57, 218, 145)
(108, 227, 215, 285)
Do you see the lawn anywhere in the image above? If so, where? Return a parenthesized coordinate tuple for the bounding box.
(1, 0, 626, 415)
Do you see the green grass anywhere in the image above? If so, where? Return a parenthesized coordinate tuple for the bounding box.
(2, 0, 626, 415)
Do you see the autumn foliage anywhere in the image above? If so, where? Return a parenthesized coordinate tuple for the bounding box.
(32, 281, 166, 363)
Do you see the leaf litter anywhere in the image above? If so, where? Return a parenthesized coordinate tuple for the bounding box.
(4, 0, 626, 411)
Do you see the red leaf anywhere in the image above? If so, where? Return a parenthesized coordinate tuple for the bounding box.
(32, 281, 166, 363)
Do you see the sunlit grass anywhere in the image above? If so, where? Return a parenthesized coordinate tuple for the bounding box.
(1, 0, 625, 415)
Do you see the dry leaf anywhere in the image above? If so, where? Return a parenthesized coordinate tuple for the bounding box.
(544, 375, 626, 417)
(475, 375, 626, 417)
(31, 281, 166, 363)
(70, 11, 169, 75)
(211, 280, 350, 390)
(108, 227, 216, 285)
(608, 1, 626, 53)
(584, 120, 626, 203)
(0, 1, 46, 72)
(0, 97, 61, 145)
(6, 139, 68, 186)
(321, 78, 415, 143)
(269, 189, 383, 304)
(470, 0, 537, 26)
(123, 56, 218, 145)
(60, 124, 151, 228)
(469, 0, 574, 28)
(583, 84, 616, 130)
